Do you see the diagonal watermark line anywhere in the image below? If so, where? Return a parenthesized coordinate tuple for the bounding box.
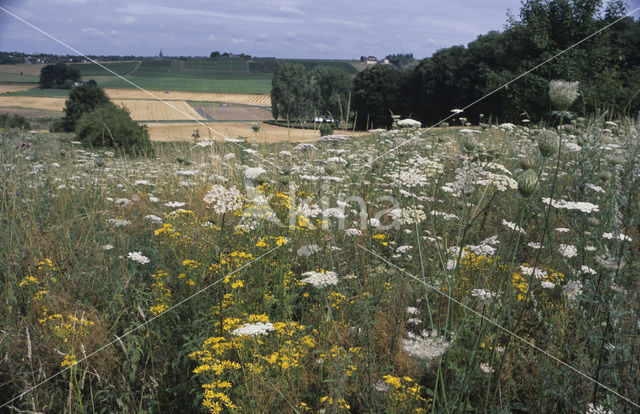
(359, 6, 640, 172)
(355, 243, 640, 410)
(0, 244, 284, 410)
(0, 6, 282, 173)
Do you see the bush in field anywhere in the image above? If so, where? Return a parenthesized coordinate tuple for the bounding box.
(59, 84, 112, 132)
(0, 113, 31, 130)
(39, 63, 80, 89)
(75, 103, 152, 154)
(319, 123, 334, 136)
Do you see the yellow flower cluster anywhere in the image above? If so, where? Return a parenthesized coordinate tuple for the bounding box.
(39, 310, 94, 367)
(190, 314, 316, 413)
(511, 272, 529, 301)
(320, 396, 351, 411)
(19, 258, 60, 301)
(150, 270, 172, 315)
(255, 235, 289, 248)
(382, 374, 430, 413)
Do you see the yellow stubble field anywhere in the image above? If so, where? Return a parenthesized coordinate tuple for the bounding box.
(105, 89, 271, 106)
(0, 96, 65, 112)
(0, 84, 37, 94)
(144, 122, 324, 143)
(111, 99, 205, 121)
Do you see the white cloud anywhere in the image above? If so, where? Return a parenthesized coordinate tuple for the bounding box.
(277, 6, 304, 16)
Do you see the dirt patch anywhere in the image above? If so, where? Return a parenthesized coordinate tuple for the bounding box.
(197, 106, 273, 121)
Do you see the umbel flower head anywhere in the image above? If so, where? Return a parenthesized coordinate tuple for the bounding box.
(549, 80, 579, 112)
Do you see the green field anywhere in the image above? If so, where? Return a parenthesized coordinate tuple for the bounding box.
(2, 57, 359, 95)
(97, 73, 272, 94)
(5, 88, 70, 97)
(68, 61, 139, 77)
(0, 73, 39, 83)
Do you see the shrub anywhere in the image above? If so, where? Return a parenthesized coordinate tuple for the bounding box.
(75, 103, 152, 155)
(0, 113, 31, 130)
(319, 123, 334, 136)
(60, 84, 112, 132)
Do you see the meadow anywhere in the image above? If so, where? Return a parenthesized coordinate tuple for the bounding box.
(0, 116, 638, 413)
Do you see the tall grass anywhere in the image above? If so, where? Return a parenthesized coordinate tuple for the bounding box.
(0, 116, 638, 413)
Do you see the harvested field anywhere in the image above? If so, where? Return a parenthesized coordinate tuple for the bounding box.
(0, 63, 46, 76)
(0, 107, 61, 117)
(0, 96, 65, 111)
(0, 84, 35, 94)
(144, 121, 326, 143)
(112, 99, 205, 121)
(196, 105, 274, 121)
(105, 88, 270, 106)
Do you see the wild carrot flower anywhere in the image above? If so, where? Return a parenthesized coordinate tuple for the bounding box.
(127, 251, 150, 264)
(300, 270, 339, 288)
(401, 330, 450, 361)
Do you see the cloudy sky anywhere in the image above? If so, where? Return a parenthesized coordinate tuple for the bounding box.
(1, 0, 638, 59)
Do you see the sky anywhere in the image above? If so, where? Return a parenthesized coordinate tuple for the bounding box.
(0, 0, 639, 60)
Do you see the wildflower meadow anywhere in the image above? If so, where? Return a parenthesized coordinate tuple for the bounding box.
(1, 112, 639, 413)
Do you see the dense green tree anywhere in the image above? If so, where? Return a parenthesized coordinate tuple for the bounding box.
(59, 84, 112, 132)
(39, 63, 80, 89)
(351, 65, 406, 129)
(270, 63, 314, 122)
(309, 66, 352, 122)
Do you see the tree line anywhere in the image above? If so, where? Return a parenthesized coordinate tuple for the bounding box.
(272, 0, 640, 129)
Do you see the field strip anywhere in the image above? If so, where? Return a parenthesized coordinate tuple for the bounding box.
(113, 99, 205, 121)
(0, 96, 65, 111)
(0, 84, 35, 93)
(144, 121, 324, 143)
(105, 88, 271, 106)
(0, 63, 46, 76)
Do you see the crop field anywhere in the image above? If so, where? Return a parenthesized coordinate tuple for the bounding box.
(104, 88, 271, 106)
(1, 118, 639, 413)
(111, 99, 205, 121)
(0, 84, 35, 94)
(68, 61, 140, 77)
(0, 63, 46, 76)
(0, 96, 65, 111)
(143, 121, 330, 142)
(195, 105, 274, 121)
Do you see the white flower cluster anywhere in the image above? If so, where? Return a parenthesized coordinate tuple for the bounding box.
(584, 403, 613, 414)
(397, 118, 422, 128)
(232, 322, 274, 337)
(563, 280, 583, 301)
(401, 330, 450, 361)
(558, 243, 578, 258)
(542, 198, 599, 214)
(391, 157, 444, 188)
(502, 219, 525, 234)
(471, 289, 498, 301)
(602, 232, 632, 242)
(106, 218, 131, 227)
(297, 244, 320, 257)
(127, 251, 150, 264)
(203, 185, 244, 215)
(391, 206, 427, 225)
(300, 270, 339, 288)
(244, 167, 267, 180)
